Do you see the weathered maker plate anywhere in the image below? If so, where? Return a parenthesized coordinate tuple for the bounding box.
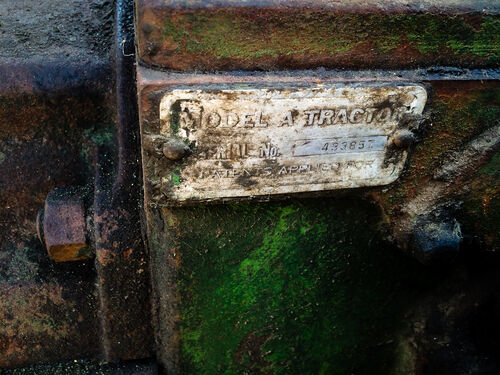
(150, 84, 427, 203)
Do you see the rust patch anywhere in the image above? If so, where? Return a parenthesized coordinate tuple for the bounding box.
(136, 3, 499, 71)
(123, 248, 134, 260)
(97, 249, 117, 266)
(0, 274, 99, 368)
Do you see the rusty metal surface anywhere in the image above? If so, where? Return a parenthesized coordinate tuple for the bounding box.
(137, 67, 498, 206)
(135, 0, 500, 71)
(137, 0, 497, 12)
(92, 0, 154, 362)
(137, 66, 500, 85)
(389, 124, 500, 261)
(0, 0, 152, 368)
(0, 80, 110, 368)
(0, 0, 113, 61)
(139, 68, 499, 373)
(0, 260, 100, 369)
(0, 59, 113, 369)
(0, 0, 497, 372)
(370, 79, 500, 257)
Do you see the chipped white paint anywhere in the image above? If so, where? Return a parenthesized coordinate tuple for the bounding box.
(154, 84, 427, 203)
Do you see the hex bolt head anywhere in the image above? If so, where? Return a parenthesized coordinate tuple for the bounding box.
(38, 188, 91, 262)
(393, 129, 416, 148)
(162, 138, 190, 160)
(141, 23, 154, 35)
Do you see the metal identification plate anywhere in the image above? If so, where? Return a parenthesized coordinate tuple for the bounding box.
(150, 84, 427, 203)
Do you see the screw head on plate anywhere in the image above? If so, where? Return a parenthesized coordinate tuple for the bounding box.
(162, 139, 190, 160)
(393, 130, 416, 148)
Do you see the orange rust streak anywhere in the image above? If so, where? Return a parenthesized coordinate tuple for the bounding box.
(48, 244, 88, 262)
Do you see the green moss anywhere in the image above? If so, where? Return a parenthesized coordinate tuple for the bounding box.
(375, 34, 401, 53)
(459, 150, 500, 249)
(162, 19, 189, 53)
(0, 245, 39, 283)
(170, 100, 181, 135)
(80, 125, 115, 168)
(479, 152, 500, 176)
(406, 16, 499, 57)
(164, 198, 433, 374)
(159, 12, 499, 61)
(170, 167, 181, 186)
(450, 17, 500, 58)
(162, 12, 366, 59)
(82, 126, 114, 147)
(461, 191, 499, 250)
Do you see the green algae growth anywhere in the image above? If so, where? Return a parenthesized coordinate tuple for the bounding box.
(159, 198, 435, 374)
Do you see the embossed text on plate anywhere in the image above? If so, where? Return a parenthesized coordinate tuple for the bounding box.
(151, 84, 427, 203)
